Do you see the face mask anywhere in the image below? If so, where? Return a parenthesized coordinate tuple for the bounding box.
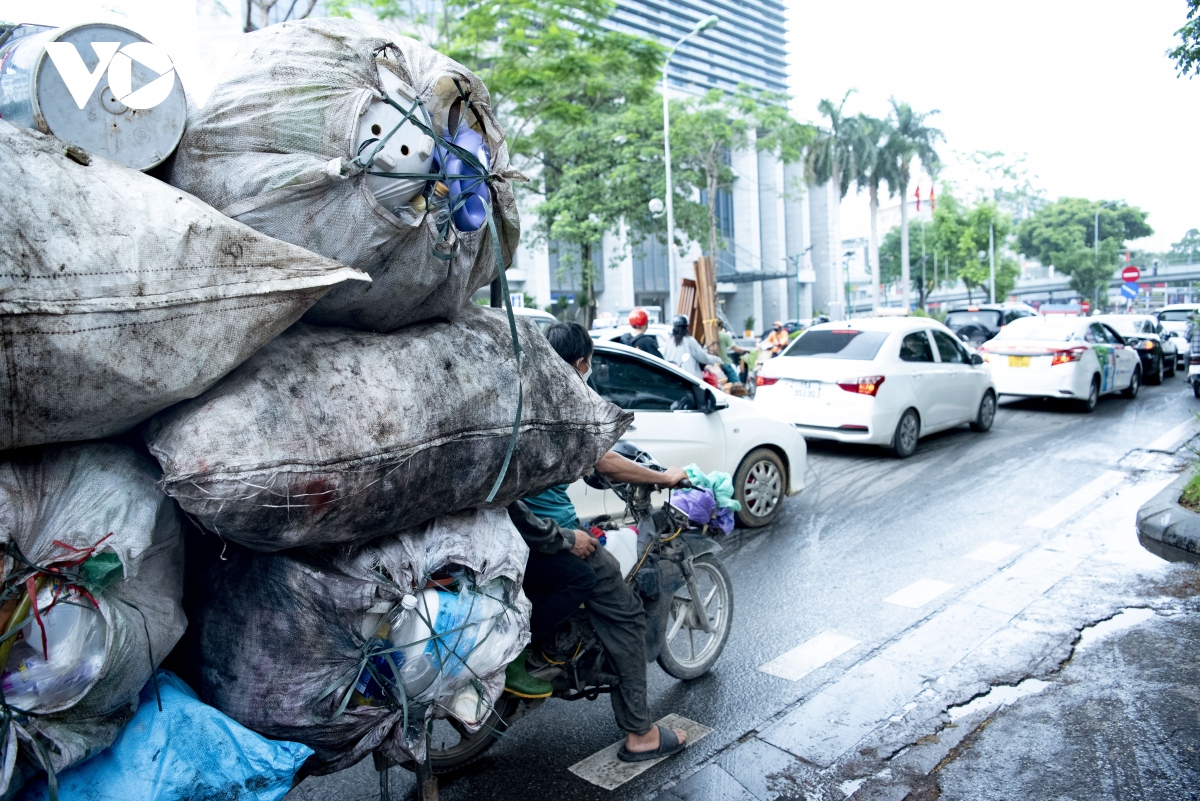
(579, 364, 592, 383)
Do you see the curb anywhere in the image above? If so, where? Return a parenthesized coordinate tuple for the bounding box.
(1135, 472, 1200, 565)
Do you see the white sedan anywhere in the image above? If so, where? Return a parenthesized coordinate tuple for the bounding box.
(753, 317, 998, 458)
(568, 341, 807, 527)
(980, 316, 1142, 411)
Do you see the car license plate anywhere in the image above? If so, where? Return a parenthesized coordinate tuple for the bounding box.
(1008, 356, 1031, 367)
(789, 380, 820, 398)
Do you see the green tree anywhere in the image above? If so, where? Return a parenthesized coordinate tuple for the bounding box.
(1017, 198, 1153, 308)
(805, 91, 862, 200)
(1168, 0, 1200, 77)
(954, 202, 1018, 304)
(883, 98, 943, 310)
(1171, 228, 1200, 262)
(852, 113, 897, 312)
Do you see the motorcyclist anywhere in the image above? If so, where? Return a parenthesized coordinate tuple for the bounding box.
(619, 308, 664, 359)
(505, 321, 691, 762)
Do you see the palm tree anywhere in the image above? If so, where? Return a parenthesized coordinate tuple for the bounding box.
(853, 114, 896, 313)
(885, 98, 943, 311)
(806, 91, 861, 316)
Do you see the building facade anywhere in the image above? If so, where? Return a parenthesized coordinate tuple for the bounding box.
(511, 0, 818, 330)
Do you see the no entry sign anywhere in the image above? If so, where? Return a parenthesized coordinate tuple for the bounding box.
(1121, 266, 1141, 283)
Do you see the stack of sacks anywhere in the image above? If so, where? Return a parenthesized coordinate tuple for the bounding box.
(144, 17, 632, 770)
(0, 117, 366, 796)
(147, 305, 631, 766)
(166, 17, 522, 334)
(0, 444, 186, 798)
(0, 122, 367, 450)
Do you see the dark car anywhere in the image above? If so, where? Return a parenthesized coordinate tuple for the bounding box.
(944, 304, 1037, 345)
(1093, 314, 1176, 384)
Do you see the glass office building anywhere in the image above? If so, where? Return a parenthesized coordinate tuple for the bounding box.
(608, 0, 788, 97)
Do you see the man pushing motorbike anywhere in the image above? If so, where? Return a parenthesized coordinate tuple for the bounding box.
(505, 321, 691, 762)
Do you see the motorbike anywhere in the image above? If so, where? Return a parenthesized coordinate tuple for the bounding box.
(1189, 352, 1200, 398)
(402, 441, 735, 776)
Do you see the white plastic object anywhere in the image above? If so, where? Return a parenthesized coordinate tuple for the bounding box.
(2, 585, 107, 711)
(356, 65, 435, 210)
(603, 527, 639, 579)
(449, 684, 482, 724)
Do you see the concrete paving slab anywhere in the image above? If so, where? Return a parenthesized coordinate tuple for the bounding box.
(568, 714, 713, 790)
(880, 603, 1013, 676)
(1024, 470, 1125, 529)
(759, 656, 925, 768)
(659, 764, 757, 801)
(716, 736, 814, 800)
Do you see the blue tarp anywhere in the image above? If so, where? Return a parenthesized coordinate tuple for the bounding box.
(18, 671, 312, 801)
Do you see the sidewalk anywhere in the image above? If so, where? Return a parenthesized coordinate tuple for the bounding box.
(653, 472, 1200, 801)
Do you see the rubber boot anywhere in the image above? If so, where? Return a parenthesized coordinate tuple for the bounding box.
(504, 648, 553, 698)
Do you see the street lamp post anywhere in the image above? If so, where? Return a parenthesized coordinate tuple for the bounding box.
(988, 223, 995, 303)
(664, 14, 719, 317)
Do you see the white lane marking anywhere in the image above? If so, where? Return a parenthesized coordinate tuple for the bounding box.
(1024, 470, 1126, 530)
(965, 541, 1020, 563)
(758, 631, 861, 682)
(1145, 418, 1198, 452)
(568, 713, 712, 790)
(884, 579, 954, 609)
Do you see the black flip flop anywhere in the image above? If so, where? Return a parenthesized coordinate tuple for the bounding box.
(617, 724, 686, 763)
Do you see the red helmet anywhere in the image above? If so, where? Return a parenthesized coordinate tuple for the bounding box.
(628, 308, 649, 327)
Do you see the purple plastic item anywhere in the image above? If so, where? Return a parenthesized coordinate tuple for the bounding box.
(438, 126, 491, 232)
(671, 488, 733, 535)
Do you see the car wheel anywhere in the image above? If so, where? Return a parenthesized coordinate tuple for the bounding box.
(1079, 375, 1100, 413)
(970, 390, 997, 432)
(888, 408, 920, 458)
(1149, 356, 1164, 385)
(733, 448, 786, 528)
(1122, 366, 1141, 399)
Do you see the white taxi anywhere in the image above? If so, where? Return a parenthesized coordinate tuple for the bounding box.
(980, 316, 1142, 411)
(753, 317, 997, 458)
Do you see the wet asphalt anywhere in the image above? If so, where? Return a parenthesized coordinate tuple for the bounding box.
(287, 373, 1200, 801)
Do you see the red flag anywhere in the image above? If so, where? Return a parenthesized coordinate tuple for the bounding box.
(930, 184, 936, 211)
(914, 184, 921, 212)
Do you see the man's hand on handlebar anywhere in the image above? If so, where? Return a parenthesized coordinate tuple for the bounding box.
(657, 466, 689, 489)
(597, 450, 691, 488)
(570, 530, 598, 558)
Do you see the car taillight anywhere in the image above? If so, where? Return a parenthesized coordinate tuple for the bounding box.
(837, 375, 885, 396)
(1191, 355, 1200, 365)
(757, 376, 779, 386)
(1050, 347, 1086, 366)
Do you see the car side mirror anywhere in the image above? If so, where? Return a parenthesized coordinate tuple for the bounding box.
(970, 353, 984, 365)
(693, 385, 720, 413)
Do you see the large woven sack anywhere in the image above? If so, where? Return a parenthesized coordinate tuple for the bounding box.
(0, 121, 367, 451)
(146, 305, 631, 551)
(188, 509, 531, 772)
(0, 443, 186, 799)
(166, 17, 521, 333)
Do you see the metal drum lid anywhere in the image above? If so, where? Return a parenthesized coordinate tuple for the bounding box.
(0, 23, 186, 171)
(355, 65, 435, 214)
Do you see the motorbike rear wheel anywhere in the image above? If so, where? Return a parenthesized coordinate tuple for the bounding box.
(657, 554, 734, 680)
(401, 693, 520, 775)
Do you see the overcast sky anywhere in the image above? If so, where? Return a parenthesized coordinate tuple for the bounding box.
(785, 0, 1200, 251)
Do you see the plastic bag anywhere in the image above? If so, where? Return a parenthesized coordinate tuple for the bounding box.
(16, 671, 313, 801)
(684, 465, 742, 511)
(2, 586, 107, 712)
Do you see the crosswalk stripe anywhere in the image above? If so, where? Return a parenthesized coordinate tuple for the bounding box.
(758, 631, 861, 682)
(883, 579, 954, 609)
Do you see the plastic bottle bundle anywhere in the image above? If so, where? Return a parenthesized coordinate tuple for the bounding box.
(1, 582, 107, 711)
(354, 578, 520, 710)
